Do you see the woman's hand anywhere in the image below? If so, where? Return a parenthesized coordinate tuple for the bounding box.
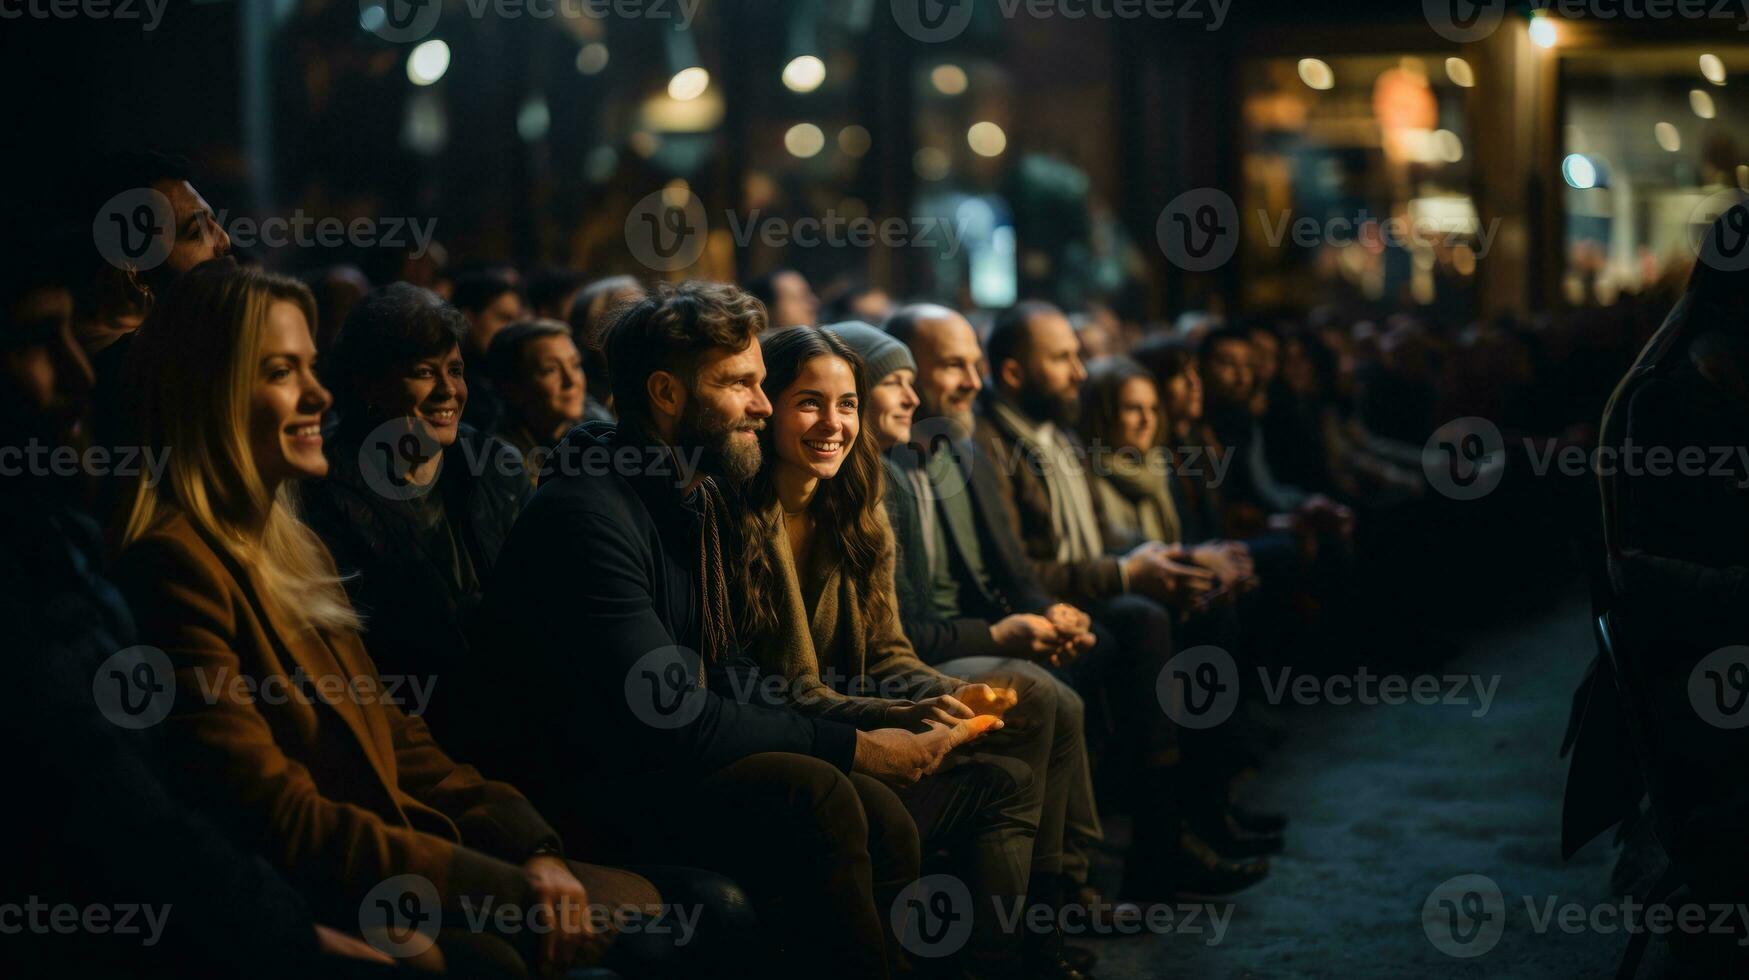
(953, 683, 1018, 718)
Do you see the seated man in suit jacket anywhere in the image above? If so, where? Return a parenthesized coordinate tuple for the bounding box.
(962, 301, 1275, 900)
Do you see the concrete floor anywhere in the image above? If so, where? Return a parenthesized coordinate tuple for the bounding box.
(1074, 590, 1666, 979)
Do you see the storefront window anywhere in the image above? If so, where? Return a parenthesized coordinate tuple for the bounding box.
(1560, 47, 1749, 306)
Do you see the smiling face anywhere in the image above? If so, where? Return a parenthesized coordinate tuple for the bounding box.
(866, 367, 919, 450)
(678, 337, 771, 484)
(771, 353, 860, 482)
(910, 312, 983, 433)
(248, 300, 332, 491)
(1114, 375, 1161, 452)
(509, 333, 586, 437)
(366, 343, 468, 448)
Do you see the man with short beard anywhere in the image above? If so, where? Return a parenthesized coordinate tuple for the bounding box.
(473, 281, 987, 980)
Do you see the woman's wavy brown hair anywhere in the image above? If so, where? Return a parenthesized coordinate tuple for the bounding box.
(733, 326, 892, 641)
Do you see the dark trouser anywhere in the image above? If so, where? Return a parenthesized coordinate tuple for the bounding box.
(936, 656, 1104, 885)
(893, 751, 1038, 969)
(1062, 593, 1180, 768)
(585, 752, 909, 980)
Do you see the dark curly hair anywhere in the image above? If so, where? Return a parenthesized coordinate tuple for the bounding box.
(732, 326, 892, 642)
(604, 280, 766, 427)
(322, 282, 467, 433)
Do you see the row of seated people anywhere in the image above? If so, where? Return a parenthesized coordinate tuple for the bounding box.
(5, 157, 1344, 980)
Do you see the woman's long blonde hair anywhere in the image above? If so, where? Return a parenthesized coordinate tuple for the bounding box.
(122, 260, 360, 633)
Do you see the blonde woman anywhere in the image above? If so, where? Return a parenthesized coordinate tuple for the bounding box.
(112, 260, 689, 977)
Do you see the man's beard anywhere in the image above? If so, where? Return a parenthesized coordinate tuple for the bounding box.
(1017, 378, 1079, 429)
(679, 398, 763, 485)
(917, 390, 976, 443)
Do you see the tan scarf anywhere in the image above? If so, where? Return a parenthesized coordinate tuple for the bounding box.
(1099, 447, 1182, 545)
(695, 476, 739, 665)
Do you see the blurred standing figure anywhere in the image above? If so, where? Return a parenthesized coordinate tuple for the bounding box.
(749, 267, 819, 329)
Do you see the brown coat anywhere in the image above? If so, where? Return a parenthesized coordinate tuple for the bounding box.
(114, 512, 553, 919)
(972, 409, 1126, 606)
(747, 501, 960, 728)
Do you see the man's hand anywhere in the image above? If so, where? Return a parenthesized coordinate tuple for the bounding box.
(522, 855, 599, 976)
(990, 614, 1061, 658)
(1299, 495, 1355, 538)
(854, 717, 1004, 783)
(1043, 603, 1091, 636)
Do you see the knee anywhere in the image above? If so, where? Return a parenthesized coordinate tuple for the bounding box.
(633, 866, 757, 961)
(851, 772, 923, 881)
(1053, 677, 1086, 728)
